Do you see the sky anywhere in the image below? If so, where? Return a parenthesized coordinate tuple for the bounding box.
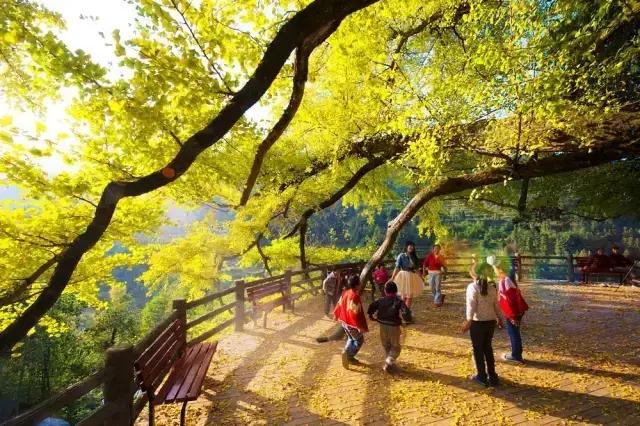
(1, 0, 271, 201)
(0, 0, 138, 182)
(1, 0, 269, 173)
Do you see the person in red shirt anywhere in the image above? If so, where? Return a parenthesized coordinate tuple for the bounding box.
(334, 274, 368, 369)
(422, 244, 447, 307)
(372, 264, 390, 298)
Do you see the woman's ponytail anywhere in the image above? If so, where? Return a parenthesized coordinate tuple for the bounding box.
(479, 277, 488, 296)
(474, 262, 494, 296)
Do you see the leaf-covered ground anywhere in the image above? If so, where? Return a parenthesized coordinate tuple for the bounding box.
(140, 280, 640, 425)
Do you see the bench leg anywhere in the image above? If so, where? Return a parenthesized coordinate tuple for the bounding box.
(180, 401, 188, 426)
(148, 394, 155, 426)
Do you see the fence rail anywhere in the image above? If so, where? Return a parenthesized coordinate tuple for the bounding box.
(2, 370, 107, 426)
(5, 254, 618, 425)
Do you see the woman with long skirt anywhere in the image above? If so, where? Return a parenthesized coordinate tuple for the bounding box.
(388, 241, 425, 312)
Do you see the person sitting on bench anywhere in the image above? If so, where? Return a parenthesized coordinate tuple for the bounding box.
(584, 248, 611, 272)
(610, 245, 632, 270)
(610, 245, 637, 282)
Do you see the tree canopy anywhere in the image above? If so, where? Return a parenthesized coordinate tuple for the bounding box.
(1, 0, 639, 355)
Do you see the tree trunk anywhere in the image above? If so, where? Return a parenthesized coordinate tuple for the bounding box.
(299, 218, 308, 272)
(256, 235, 273, 276)
(517, 177, 530, 216)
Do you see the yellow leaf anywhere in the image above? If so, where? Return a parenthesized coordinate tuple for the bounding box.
(0, 115, 12, 126)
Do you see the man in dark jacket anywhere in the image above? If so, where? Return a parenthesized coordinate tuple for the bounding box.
(367, 282, 411, 372)
(322, 269, 339, 316)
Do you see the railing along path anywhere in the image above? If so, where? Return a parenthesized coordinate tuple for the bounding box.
(3, 255, 617, 425)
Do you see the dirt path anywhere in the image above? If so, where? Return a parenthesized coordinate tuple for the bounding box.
(145, 280, 640, 426)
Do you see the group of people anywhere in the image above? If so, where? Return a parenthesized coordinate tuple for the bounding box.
(320, 242, 530, 385)
(582, 245, 638, 283)
(373, 241, 447, 311)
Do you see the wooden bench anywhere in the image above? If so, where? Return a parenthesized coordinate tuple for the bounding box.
(134, 317, 217, 426)
(575, 257, 624, 285)
(246, 279, 298, 328)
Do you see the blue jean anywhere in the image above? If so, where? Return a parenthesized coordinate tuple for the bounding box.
(342, 324, 364, 358)
(505, 317, 523, 361)
(428, 272, 443, 304)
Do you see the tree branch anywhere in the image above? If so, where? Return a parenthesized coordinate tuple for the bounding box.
(359, 142, 640, 289)
(0, 0, 381, 355)
(283, 156, 388, 239)
(0, 255, 59, 307)
(255, 234, 273, 276)
(238, 20, 343, 206)
(168, 0, 236, 95)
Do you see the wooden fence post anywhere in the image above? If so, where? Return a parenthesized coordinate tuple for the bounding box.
(567, 253, 575, 283)
(321, 266, 328, 288)
(234, 280, 245, 332)
(172, 299, 187, 347)
(284, 269, 293, 310)
(103, 345, 134, 425)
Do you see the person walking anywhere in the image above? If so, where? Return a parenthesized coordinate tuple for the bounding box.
(388, 241, 424, 311)
(423, 244, 447, 307)
(322, 268, 339, 316)
(368, 281, 411, 372)
(333, 274, 369, 369)
(461, 262, 503, 387)
(372, 263, 390, 298)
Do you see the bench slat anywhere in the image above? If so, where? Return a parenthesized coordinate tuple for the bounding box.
(155, 344, 203, 404)
(136, 321, 183, 376)
(185, 343, 217, 400)
(135, 319, 181, 370)
(175, 343, 216, 401)
(166, 345, 205, 402)
(142, 337, 182, 390)
(157, 342, 217, 404)
(247, 284, 284, 299)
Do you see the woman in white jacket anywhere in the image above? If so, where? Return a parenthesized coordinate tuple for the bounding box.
(462, 261, 503, 387)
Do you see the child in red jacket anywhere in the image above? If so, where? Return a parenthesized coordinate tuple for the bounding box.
(372, 264, 389, 298)
(334, 274, 368, 369)
(494, 265, 528, 363)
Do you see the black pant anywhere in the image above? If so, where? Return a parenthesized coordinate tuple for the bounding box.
(470, 320, 497, 382)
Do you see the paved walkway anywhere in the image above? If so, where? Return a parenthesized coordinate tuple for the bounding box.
(146, 280, 640, 425)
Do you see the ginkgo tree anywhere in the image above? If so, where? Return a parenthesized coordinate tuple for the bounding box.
(1, 0, 639, 356)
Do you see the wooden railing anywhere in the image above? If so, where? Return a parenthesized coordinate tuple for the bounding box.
(1, 264, 346, 426)
(4, 254, 619, 425)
